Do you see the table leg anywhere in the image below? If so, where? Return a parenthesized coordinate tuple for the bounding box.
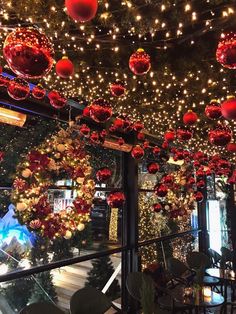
(224, 281, 228, 314)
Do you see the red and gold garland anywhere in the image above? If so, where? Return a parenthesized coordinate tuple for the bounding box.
(11, 126, 95, 240)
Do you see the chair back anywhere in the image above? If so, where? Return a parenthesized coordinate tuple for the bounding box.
(221, 247, 233, 262)
(70, 287, 111, 314)
(126, 272, 154, 302)
(167, 257, 189, 278)
(20, 302, 64, 314)
(186, 251, 211, 270)
(208, 248, 221, 266)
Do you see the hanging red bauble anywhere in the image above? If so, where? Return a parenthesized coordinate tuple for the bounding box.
(227, 142, 236, 152)
(110, 81, 126, 97)
(147, 162, 159, 174)
(48, 90, 67, 109)
(143, 141, 149, 149)
(83, 106, 91, 117)
(3, 27, 54, 79)
(205, 100, 222, 120)
(137, 132, 145, 141)
(216, 32, 236, 69)
(56, 56, 74, 78)
(161, 174, 174, 186)
(7, 78, 30, 100)
(107, 192, 125, 208)
(221, 96, 236, 120)
(90, 131, 99, 143)
(133, 121, 144, 132)
(197, 180, 205, 189)
(131, 145, 144, 159)
(32, 85, 46, 100)
(79, 124, 90, 136)
(89, 98, 112, 123)
(129, 48, 151, 75)
(0, 75, 10, 87)
(118, 137, 125, 146)
(155, 184, 168, 198)
(153, 203, 162, 213)
(162, 141, 168, 149)
(177, 128, 193, 141)
(208, 125, 232, 146)
(65, 0, 98, 23)
(113, 117, 125, 129)
(194, 191, 204, 203)
(164, 130, 175, 142)
(96, 168, 112, 182)
(183, 110, 198, 125)
(187, 177, 195, 186)
(153, 146, 160, 156)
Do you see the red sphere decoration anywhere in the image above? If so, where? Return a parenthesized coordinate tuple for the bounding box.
(96, 168, 112, 182)
(147, 162, 159, 174)
(107, 192, 125, 208)
(131, 145, 144, 160)
(183, 110, 198, 125)
(137, 132, 145, 141)
(205, 100, 222, 120)
(83, 106, 91, 117)
(65, 0, 98, 22)
(129, 48, 151, 75)
(208, 125, 232, 146)
(153, 146, 160, 156)
(164, 130, 175, 142)
(194, 191, 204, 203)
(79, 124, 90, 136)
(3, 27, 54, 79)
(197, 180, 205, 189)
(32, 85, 46, 100)
(90, 98, 112, 123)
(161, 174, 174, 185)
(155, 184, 168, 198)
(56, 56, 74, 78)
(133, 121, 144, 132)
(221, 96, 236, 120)
(216, 32, 236, 69)
(110, 81, 126, 97)
(0, 75, 10, 87)
(153, 203, 162, 213)
(7, 78, 30, 100)
(118, 137, 125, 146)
(48, 90, 67, 109)
(227, 142, 236, 152)
(177, 128, 192, 141)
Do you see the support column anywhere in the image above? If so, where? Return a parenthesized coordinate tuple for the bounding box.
(198, 176, 209, 253)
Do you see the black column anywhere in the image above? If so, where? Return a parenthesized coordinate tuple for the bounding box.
(198, 176, 209, 253)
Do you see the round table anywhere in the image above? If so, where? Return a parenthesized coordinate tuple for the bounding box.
(171, 285, 224, 314)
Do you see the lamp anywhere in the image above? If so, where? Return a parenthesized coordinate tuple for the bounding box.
(0, 107, 26, 127)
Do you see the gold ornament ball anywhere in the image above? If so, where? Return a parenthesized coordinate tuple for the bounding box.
(76, 177, 84, 184)
(16, 202, 27, 211)
(54, 153, 61, 159)
(77, 223, 85, 231)
(22, 168, 32, 178)
(64, 230, 72, 239)
(57, 144, 66, 152)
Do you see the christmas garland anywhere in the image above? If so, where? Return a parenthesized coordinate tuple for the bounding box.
(11, 126, 95, 240)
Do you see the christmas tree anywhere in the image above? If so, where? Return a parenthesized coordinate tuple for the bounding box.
(85, 245, 120, 300)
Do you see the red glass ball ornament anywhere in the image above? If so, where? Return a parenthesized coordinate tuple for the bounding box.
(162, 141, 168, 149)
(153, 203, 162, 213)
(113, 118, 125, 129)
(65, 0, 98, 23)
(79, 124, 90, 136)
(216, 32, 236, 69)
(164, 130, 175, 142)
(107, 192, 125, 208)
(90, 131, 99, 143)
(177, 128, 193, 141)
(155, 184, 168, 198)
(221, 96, 236, 120)
(133, 121, 144, 132)
(56, 56, 74, 78)
(187, 177, 195, 186)
(129, 48, 151, 75)
(3, 27, 54, 79)
(90, 98, 112, 123)
(32, 85, 46, 99)
(83, 106, 91, 117)
(143, 141, 149, 149)
(96, 168, 112, 182)
(118, 137, 125, 146)
(7, 78, 30, 100)
(147, 162, 159, 174)
(161, 174, 174, 185)
(137, 132, 145, 141)
(131, 145, 144, 159)
(110, 81, 126, 97)
(48, 90, 67, 109)
(197, 180, 205, 189)
(208, 125, 232, 146)
(153, 146, 160, 156)
(205, 100, 222, 120)
(0, 75, 10, 87)
(194, 191, 204, 203)
(183, 110, 198, 125)
(227, 142, 236, 152)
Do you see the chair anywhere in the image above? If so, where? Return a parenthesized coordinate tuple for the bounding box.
(20, 302, 64, 314)
(70, 286, 121, 314)
(208, 248, 222, 268)
(167, 257, 194, 286)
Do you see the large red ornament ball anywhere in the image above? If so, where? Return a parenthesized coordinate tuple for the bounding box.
(83, 106, 91, 118)
(183, 110, 198, 125)
(32, 85, 46, 100)
(205, 100, 222, 120)
(194, 191, 204, 203)
(96, 168, 112, 182)
(208, 125, 232, 146)
(65, 0, 98, 23)
(155, 184, 168, 198)
(48, 90, 67, 109)
(153, 203, 162, 213)
(164, 130, 175, 142)
(227, 142, 236, 152)
(129, 48, 151, 75)
(177, 128, 193, 141)
(79, 124, 90, 136)
(107, 192, 125, 208)
(56, 56, 74, 78)
(3, 27, 54, 79)
(221, 96, 236, 120)
(216, 32, 236, 69)
(7, 78, 30, 100)
(147, 162, 159, 174)
(131, 145, 144, 159)
(89, 98, 112, 123)
(110, 81, 126, 97)
(133, 121, 144, 132)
